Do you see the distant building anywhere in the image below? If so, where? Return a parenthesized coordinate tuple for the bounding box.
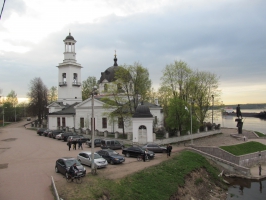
(47, 33, 164, 143)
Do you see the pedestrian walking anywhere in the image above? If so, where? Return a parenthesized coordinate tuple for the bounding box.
(259, 164, 262, 176)
(67, 141, 72, 151)
(167, 144, 172, 158)
(78, 139, 83, 150)
(72, 140, 77, 150)
(143, 149, 147, 162)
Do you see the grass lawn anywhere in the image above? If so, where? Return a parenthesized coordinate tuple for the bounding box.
(255, 131, 266, 137)
(57, 151, 225, 200)
(220, 141, 266, 156)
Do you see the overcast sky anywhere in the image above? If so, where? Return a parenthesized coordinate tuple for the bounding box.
(0, 0, 265, 105)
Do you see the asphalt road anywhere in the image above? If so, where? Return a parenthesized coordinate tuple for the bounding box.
(0, 119, 106, 200)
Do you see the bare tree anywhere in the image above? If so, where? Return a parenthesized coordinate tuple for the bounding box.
(48, 86, 58, 104)
(27, 77, 48, 124)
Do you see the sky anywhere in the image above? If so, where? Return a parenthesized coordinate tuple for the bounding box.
(0, 0, 265, 105)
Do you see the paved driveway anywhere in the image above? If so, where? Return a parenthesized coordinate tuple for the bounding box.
(0, 120, 105, 200)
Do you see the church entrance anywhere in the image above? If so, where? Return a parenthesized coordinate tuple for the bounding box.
(138, 125, 147, 144)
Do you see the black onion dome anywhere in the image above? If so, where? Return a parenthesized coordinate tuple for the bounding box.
(65, 33, 74, 40)
(133, 105, 153, 118)
(99, 54, 119, 83)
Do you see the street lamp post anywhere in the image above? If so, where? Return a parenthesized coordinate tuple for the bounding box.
(211, 95, 214, 124)
(190, 100, 193, 145)
(91, 86, 97, 174)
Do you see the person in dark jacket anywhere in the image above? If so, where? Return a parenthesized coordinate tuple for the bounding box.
(72, 140, 77, 150)
(67, 141, 72, 151)
(78, 139, 83, 150)
(167, 144, 172, 158)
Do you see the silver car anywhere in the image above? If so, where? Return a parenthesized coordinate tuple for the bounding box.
(77, 151, 108, 168)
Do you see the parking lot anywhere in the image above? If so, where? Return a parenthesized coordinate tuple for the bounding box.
(0, 120, 176, 200)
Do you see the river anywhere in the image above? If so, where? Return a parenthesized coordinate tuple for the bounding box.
(206, 109, 266, 199)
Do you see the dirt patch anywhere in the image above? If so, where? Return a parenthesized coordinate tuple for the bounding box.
(169, 168, 227, 200)
(1, 138, 17, 142)
(0, 163, 8, 169)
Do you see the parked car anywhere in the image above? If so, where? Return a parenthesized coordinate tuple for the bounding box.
(47, 130, 61, 138)
(77, 151, 108, 168)
(56, 133, 64, 140)
(96, 149, 125, 165)
(122, 146, 155, 159)
(55, 157, 86, 177)
(142, 143, 167, 153)
(52, 130, 64, 139)
(86, 138, 103, 147)
(100, 139, 124, 150)
(36, 128, 47, 136)
(67, 135, 89, 143)
(62, 132, 77, 142)
(43, 129, 50, 137)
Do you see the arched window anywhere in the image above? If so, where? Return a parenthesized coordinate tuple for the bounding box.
(139, 125, 146, 130)
(104, 84, 108, 92)
(73, 73, 77, 83)
(62, 73, 66, 83)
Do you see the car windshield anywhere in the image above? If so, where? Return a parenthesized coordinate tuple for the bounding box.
(108, 150, 119, 155)
(94, 153, 102, 159)
(65, 159, 81, 167)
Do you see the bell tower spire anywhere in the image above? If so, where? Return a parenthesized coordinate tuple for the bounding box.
(63, 32, 76, 62)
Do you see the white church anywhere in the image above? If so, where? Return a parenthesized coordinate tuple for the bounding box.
(47, 33, 164, 144)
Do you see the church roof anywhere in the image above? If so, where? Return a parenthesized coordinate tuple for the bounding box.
(133, 104, 153, 118)
(48, 102, 79, 115)
(65, 33, 74, 40)
(98, 54, 120, 83)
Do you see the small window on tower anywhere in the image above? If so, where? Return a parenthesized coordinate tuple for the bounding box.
(62, 73, 66, 83)
(73, 73, 77, 83)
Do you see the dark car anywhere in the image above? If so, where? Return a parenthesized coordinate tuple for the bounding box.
(55, 157, 86, 178)
(96, 149, 125, 165)
(62, 132, 77, 142)
(100, 139, 124, 150)
(142, 143, 167, 153)
(51, 130, 64, 139)
(122, 146, 155, 159)
(86, 138, 103, 147)
(43, 129, 50, 137)
(67, 135, 89, 143)
(36, 128, 47, 136)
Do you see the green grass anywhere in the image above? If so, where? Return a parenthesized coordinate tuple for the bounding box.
(255, 131, 266, 137)
(58, 151, 225, 200)
(220, 141, 266, 156)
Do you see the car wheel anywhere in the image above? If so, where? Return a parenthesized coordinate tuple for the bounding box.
(126, 153, 130, 157)
(55, 166, 59, 173)
(110, 160, 114, 165)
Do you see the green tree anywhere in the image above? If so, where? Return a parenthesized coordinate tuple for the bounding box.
(101, 84, 132, 135)
(82, 76, 97, 101)
(115, 62, 151, 112)
(190, 70, 220, 125)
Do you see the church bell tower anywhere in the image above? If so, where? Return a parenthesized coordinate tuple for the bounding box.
(57, 33, 83, 105)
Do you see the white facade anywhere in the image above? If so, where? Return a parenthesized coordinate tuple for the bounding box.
(47, 33, 164, 137)
(57, 33, 82, 104)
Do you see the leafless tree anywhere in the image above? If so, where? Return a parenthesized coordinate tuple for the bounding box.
(27, 77, 48, 124)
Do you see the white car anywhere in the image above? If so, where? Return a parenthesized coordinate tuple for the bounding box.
(56, 133, 63, 140)
(77, 151, 108, 169)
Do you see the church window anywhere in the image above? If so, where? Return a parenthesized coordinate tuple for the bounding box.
(102, 118, 107, 128)
(62, 73, 66, 83)
(118, 117, 123, 128)
(73, 73, 77, 83)
(62, 117, 66, 127)
(57, 117, 60, 127)
(80, 118, 84, 128)
(139, 125, 146, 130)
(104, 84, 108, 92)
